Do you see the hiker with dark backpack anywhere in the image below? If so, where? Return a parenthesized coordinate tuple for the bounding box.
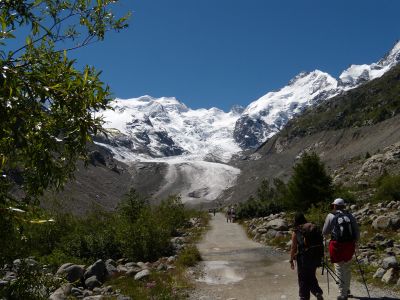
(322, 198, 360, 300)
(290, 212, 324, 300)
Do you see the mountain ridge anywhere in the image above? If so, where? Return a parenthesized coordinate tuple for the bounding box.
(97, 41, 400, 161)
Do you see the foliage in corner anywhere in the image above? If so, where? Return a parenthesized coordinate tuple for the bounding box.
(0, 0, 130, 263)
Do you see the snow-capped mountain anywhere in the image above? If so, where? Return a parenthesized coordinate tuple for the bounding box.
(96, 96, 242, 163)
(233, 70, 340, 148)
(98, 41, 400, 160)
(339, 41, 400, 88)
(233, 40, 400, 148)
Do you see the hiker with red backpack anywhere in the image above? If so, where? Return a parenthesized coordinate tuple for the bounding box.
(322, 198, 360, 300)
(290, 212, 324, 300)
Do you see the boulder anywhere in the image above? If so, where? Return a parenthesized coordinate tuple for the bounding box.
(382, 268, 398, 284)
(105, 262, 118, 278)
(382, 256, 398, 269)
(266, 218, 288, 231)
(372, 216, 392, 230)
(83, 296, 104, 300)
(126, 267, 142, 276)
(49, 283, 72, 300)
(266, 229, 278, 238)
(56, 264, 85, 283)
(373, 268, 386, 279)
(117, 265, 128, 274)
(85, 275, 102, 290)
(84, 260, 107, 282)
(71, 287, 84, 297)
(134, 269, 150, 281)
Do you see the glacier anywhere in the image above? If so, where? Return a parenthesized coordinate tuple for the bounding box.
(94, 40, 400, 205)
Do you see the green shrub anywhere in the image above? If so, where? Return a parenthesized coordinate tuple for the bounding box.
(374, 174, 400, 202)
(285, 152, 333, 211)
(0, 262, 62, 300)
(177, 245, 202, 267)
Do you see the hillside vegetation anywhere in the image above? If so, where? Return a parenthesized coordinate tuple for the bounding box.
(282, 64, 400, 139)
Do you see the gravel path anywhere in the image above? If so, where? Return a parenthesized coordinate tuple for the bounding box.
(188, 213, 400, 300)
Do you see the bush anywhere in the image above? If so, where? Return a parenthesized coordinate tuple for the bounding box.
(0, 261, 62, 300)
(177, 245, 202, 267)
(374, 174, 400, 202)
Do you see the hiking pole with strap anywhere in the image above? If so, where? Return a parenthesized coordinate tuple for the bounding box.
(354, 248, 371, 299)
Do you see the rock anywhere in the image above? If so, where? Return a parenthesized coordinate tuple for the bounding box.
(391, 215, 400, 229)
(84, 260, 107, 282)
(136, 262, 147, 269)
(49, 283, 72, 300)
(12, 258, 38, 271)
(266, 229, 278, 238)
(372, 216, 392, 230)
(85, 275, 102, 290)
(266, 218, 288, 231)
(71, 287, 84, 297)
(0, 280, 8, 288)
(105, 262, 118, 278)
(125, 262, 136, 268)
(134, 269, 150, 281)
(373, 268, 386, 279)
(117, 296, 132, 300)
(56, 263, 85, 283)
(157, 263, 167, 271)
(382, 256, 398, 269)
(372, 233, 386, 241)
(83, 296, 104, 300)
(256, 228, 268, 234)
(167, 256, 176, 264)
(117, 265, 128, 274)
(382, 268, 398, 284)
(126, 267, 142, 276)
(105, 259, 116, 267)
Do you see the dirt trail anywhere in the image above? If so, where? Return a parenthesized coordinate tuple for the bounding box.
(189, 213, 399, 300)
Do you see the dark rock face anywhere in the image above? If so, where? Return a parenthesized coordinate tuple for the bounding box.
(154, 131, 185, 156)
(233, 116, 269, 149)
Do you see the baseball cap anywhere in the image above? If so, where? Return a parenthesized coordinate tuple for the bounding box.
(332, 198, 346, 206)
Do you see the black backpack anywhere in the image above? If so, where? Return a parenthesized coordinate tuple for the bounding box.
(331, 211, 355, 242)
(296, 223, 324, 262)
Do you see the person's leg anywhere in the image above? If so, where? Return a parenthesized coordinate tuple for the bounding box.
(342, 260, 352, 297)
(308, 266, 323, 298)
(334, 261, 349, 298)
(298, 266, 311, 300)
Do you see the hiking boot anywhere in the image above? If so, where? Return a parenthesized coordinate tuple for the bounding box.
(337, 296, 347, 300)
(315, 293, 323, 300)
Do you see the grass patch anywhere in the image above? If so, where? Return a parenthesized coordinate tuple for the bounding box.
(105, 269, 190, 300)
(176, 246, 202, 267)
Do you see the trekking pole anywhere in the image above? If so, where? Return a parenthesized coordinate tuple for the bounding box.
(323, 239, 330, 294)
(326, 258, 330, 294)
(354, 248, 371, 299)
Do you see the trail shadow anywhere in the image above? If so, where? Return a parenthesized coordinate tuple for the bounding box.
(351, 297, 400, 300)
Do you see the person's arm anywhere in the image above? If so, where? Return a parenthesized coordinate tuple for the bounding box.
(290, 231, 297, 270)
(322, 213, 333, 237)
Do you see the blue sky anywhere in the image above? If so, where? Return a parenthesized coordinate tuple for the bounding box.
(73, 0, 400, 111)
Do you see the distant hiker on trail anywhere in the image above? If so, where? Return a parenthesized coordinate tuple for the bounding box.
(226, 208, 231, 222)
(213, 208, 216, 216)
(230, 206, 236, 222)
(290, 212, 324, 300)
(322, 198, 360, 300)
(226, 206, 236, 223)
